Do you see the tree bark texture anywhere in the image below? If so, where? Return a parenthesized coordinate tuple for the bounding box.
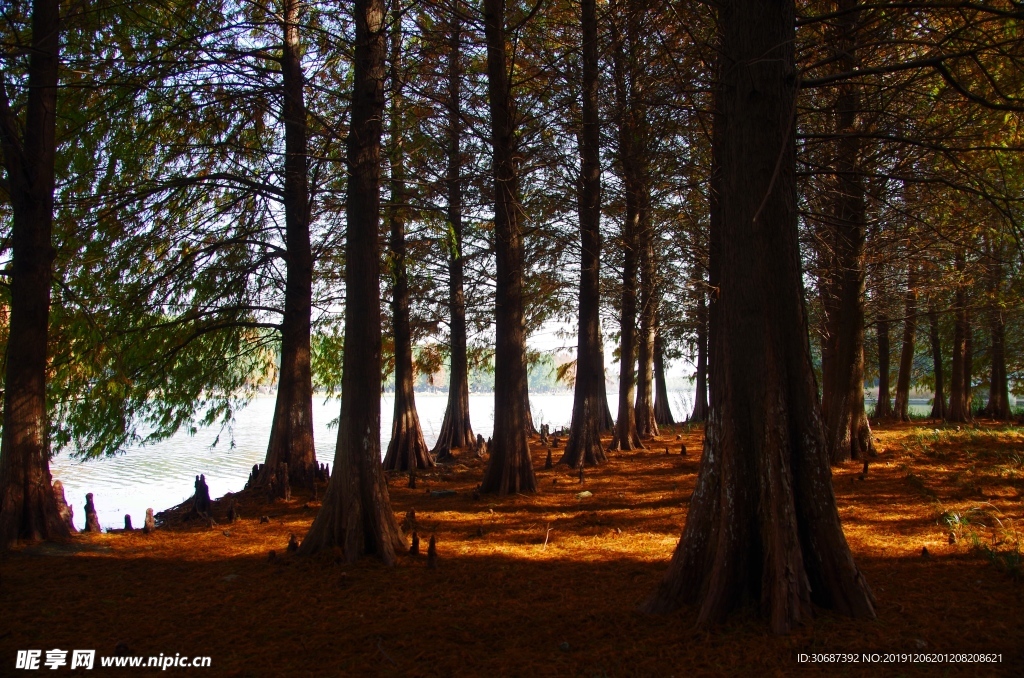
(563, 0, 608, 469)
(0, 0, 71, 547)
(644, 1, 875, 632)
(480, 0, 536, 494)
(893, 271, 917, 421)
(872, 315, 892, 419)
(383, 13, 433, 472)
(260, 0, 318, 493)
(928, 304, 947, 419)
(821, 0, 873, 464)
(434, 10, 476, 453)
(299, 0, 405, 562)
(634, 223, 659, 438)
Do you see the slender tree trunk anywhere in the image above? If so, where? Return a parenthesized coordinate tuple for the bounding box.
(947, 252, 971, 423)
(963, 307, 973, 414)
(563, 0, 608, 468)
(893, 271, 917, 421)
(610, 6, 643, 451)
(299, 0, 405, 562)
(433, 10, 475, 453)
(688, 291, 709, 423)
(983, 242, 1010, 419)
(383, 13, 433, 472)
(928, 304, 947, 419)
(480, 0, 536, 494)
(260, 0, 317, 493)
(599, 323, 615, 431)
(823, 0, 873, 464)
(634, 210, 659, 438)
(0, 0, 71, 547)
(654, 326, 676, 426)
(872, 315, 892, 419)
(644, 2, 875, 630)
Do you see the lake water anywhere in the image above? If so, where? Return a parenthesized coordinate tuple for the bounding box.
(49, 390, 697, 531)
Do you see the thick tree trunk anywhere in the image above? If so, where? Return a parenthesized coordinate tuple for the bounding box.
(480, 0, 536, 495)
(563, 0, 608, 469)
(947, 253, 972, 423)
(872, 315, 892, 419)
(383, 15, 433, 472)
(893, 274, 917, 421)
(299, 0, 405, 563)
(433, 11, 476, 453)
(688, 291, 709, 423)
(260, 0, 317, 493)
(634, 218, 659, 438)
(644, 3, 875, 631)
(0, 0, 71, 547)
(928, 304, 947, 419)
(822, 0, 873, 464)
(654, 327, 676, 426)
(983, 243, 1011, 419)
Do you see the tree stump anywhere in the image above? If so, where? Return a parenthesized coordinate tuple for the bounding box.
(551, 436, 560, 448)
(680, 444, 687, 456)
(426, 535, 437, 568)
(143, 508, 155, 534)
(53, 480, 77, 533)
(401, 509, 416, 532)
(245, 464, 261, 489)
(83, 493, 101, 533)
(409, 531, 420, 556)
(475, 434, 487, 458)
(124, 515, 133, 531)
(288, 533, 299, 552)
(190, 474, 212, 517)
(545, 449, 552, 469)
(227, 500, 237, 524)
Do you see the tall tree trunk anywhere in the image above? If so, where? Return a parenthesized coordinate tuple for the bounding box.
(609, 5, 644, 451)
(480, 0, 536, 495)
(688, 291, 709, 423)
(299, 0, 405, 562)
(653, 326, 676, 426)
(634, 219, 658, 438)
(893, 271, 917, 421)
(563, 0, 608, 468)
(928, 304, 946, 419)
(823, 0, 873, 464)
(983, 241, 1010, 419)
(947, 252, 971, 423)
(599, 324, 615, 431)
(259, 0, 317, 493)
(644, 2, 875, 631)
(433, 9, 475, 453)
(872, 315, 892, 419)
(0, 0, 71, 547)
(383, 11, 433, 472)
(963, 307, 973, 415)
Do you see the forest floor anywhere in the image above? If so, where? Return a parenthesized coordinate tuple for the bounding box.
(2, 422, 1023, 677)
